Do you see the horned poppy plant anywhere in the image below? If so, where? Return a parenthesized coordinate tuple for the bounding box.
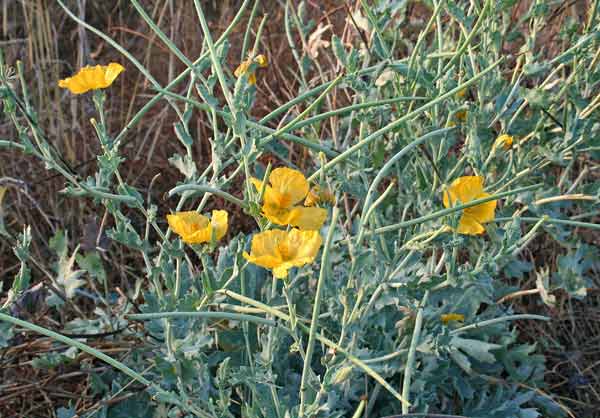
(234, 54, 268, 85)
(58, 63, 124, 94)
(167, 210, 228, 244)
(243, 229, 322, 278)
(441, 313, 465, 325)
(443, 176, 497, 235)
(494, 134, 514, 150)
(251, 167, 327, 230)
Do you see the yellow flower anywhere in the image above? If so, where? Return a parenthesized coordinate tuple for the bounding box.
(494, 134, 514, 150)
(455, 109, 467, 121)
(58, 63, 124, 94)
(251, 167, 327, 230)
(441, 313, 465, 325)
(304, 185, 335, 207)
(167, 210, 228, 244)
(243, 229, 322, 278)
(455, 88, 467, 99)
(442, 176, 497, 235)
(234, 54, 268, 85)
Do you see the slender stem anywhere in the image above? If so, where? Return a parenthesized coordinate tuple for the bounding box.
(127, 311, 276, 326)
(492, 216, 600, 231)
(402, 291, 428, 414)
(351, 399, 367, 418)
(168, 184, 248, 209)
(298, 206, 339, 416)
(450, 314, 549, 336)
(193, 0, 236, 116)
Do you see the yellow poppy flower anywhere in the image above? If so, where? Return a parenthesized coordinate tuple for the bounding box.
(455, 109, 467, 121)
(442, 176, 497, 235)
(58, 63, 124, 94)
(243, 229, 322, 278)
(494, 134, 514, 150)
(441, 313, 465, 325)
(234, 54, 268, 85)
(167, 210, 228, 244)
(251, 167, 327, 230)
(304, 185, 335, 207)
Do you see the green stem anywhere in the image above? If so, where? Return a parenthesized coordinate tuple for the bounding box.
(127, 311, 275, 326)
(402, 291, 428, 414)
(492, 216, 600, 231)
(298, 206, 339, 416)
(168, 184, 248, 209)
(450, 314, 549, 336)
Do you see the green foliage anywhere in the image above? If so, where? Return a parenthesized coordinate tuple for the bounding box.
(1, 0, 599, 417)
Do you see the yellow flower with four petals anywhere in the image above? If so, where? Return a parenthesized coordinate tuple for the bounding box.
(58, 63, 124, 94)
(443, 176, 497, 235)
(167, 210, 228, 244)
(251, 167, 328, 230)
(243, 229, 322, 278)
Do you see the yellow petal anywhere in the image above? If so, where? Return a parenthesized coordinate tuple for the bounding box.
(254, 54, 268, 67)
(243, 252, 283, 270)
(234, 60, 251, 78)
(286, 229, 322, 262)
(456, 213, 485, 235)
(441, 313, 465, 324)
(494, 134, 514, 150)
(244, 229, 322, 278)
(247, 229, 287, 259)
(167, 211, 209, 238)
(268, 167, 309, 207)
(443, 176, 485, 208)
(58, 63, 124, 94)
(273, 265, 291, 279)
(262, 206, 294, 227)
(104, 63, 125, 85)
(286, 206, 328, 230)
(210, 210, 229, 240)
(464, 192, 496, 224)
(455, 110, 467, 121)
(167, 210, 228, 244)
